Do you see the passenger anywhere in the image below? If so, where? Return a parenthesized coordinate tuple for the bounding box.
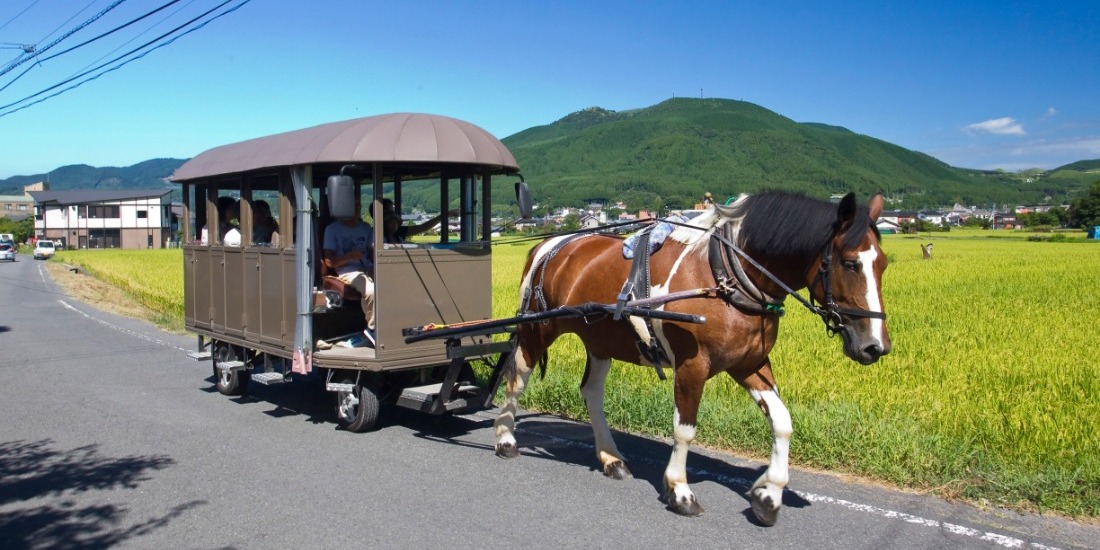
(380, 198, 456, 244)
(252, 199, 280, 245)
(323, 194, 376, 343)
(201, 196, 241, 246)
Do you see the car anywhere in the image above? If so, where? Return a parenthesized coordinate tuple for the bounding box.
(0, 243, 14, 262)
(33, 240, 55, 260)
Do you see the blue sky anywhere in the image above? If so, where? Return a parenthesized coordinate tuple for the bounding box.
(1, 0, 1097, 179)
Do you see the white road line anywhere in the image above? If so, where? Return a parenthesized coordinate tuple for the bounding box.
(59, 299, 191, 354)
(501, 420, 1061, 550)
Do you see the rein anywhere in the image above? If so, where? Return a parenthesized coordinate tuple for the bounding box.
(681, 220, 887, 337)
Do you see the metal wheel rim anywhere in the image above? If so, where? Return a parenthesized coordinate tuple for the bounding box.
(336, 390, 360, 422)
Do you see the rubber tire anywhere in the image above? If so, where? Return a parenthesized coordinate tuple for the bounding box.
(335, 382, 380, 433)
(212, 342, 249, 396)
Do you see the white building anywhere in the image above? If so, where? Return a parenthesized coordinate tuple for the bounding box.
(29, 190, 175, 249)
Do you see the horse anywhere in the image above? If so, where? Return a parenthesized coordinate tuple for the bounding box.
(493, 190, 891, 526)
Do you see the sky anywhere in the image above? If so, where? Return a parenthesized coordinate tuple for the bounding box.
(1, 0, 1098, 180)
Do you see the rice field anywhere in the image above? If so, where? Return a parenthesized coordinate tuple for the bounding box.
(55, 230, 1100, 516)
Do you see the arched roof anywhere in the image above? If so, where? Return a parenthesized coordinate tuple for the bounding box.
(171, 113, 518, 182)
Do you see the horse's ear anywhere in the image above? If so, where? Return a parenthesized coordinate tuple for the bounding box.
(868, 193, 884, 220)
(837, 192, 858, 223)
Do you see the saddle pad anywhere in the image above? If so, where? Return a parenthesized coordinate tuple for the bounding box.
(623, 221, 675, 259)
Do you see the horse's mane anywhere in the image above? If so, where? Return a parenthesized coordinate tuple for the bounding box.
(669, 191, 876, 258)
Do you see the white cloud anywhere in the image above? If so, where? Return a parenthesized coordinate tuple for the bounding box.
(963, 117, 1026, 136)
(1045, 107, 1057, 117)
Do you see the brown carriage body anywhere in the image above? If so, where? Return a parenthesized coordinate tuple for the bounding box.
(172, 113, 522, 429)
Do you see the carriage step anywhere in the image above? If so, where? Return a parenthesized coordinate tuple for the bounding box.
(216, 360, 246, 372)
(251, 372, 288, 385)
(187, 350, 212, 361)
(326, 383, 356, 393)
(396, 382, 480, 413)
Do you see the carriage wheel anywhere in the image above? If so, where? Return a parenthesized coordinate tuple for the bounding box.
(335, 381, 380, 432)
(212, 341, 249, 396)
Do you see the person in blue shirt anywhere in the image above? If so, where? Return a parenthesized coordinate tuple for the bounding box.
(323, 194, 376, 339)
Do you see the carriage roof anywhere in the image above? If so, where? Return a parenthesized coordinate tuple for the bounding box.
(170, 113, 519, 182)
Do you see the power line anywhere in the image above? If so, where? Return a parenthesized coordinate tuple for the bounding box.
(0, 0, 184, 94)
(0, 0, 251, 118)
(0, 0, 128, 77)
(0, 0, 43, 34)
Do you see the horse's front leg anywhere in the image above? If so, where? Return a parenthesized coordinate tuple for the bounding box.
(735, 360, 791, 526)
(494, 344, 538, 458)
(579, 353, 632, 479)
(664, 361, 707, 517)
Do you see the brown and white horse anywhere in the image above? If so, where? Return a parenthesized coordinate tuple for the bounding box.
(493, 191, 891, 526)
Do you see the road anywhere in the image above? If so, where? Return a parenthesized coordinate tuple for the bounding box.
(1, 252, 1096, 549)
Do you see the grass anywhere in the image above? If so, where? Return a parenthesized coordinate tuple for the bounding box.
(53, 229, 1100, 517)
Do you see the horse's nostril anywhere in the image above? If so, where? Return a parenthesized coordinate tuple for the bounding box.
(863, 344, 884, 359)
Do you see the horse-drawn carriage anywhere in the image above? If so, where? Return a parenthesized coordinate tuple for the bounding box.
(175, 112, 892, 526)
(173, 113, 530, 432)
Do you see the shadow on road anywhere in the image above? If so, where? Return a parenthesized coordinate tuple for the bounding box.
(0, 439, 205, 549)
(407, 410, 811, 523)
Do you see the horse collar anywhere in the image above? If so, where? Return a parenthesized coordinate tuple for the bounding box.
(708, 226, 786, 316)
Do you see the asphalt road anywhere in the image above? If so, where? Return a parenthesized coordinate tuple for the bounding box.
(1, 252, 1096, 549)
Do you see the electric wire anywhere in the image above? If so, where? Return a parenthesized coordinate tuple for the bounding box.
(0, 0, 250, 118)
(0, 0, 43, 33)
(0, 0, 184, 94)
(0, 0, 128, 77)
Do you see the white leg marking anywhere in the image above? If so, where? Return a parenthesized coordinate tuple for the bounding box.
(666, 407, 697, 497)
(857, 247, 887, 347)
(494, 348, 534, 449)
(747, 388, 792, 510)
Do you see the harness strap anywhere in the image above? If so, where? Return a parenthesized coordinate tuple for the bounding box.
(521, 233, 596, 317)
(614, 226, 671, 379)
(708, 225, 786, 315)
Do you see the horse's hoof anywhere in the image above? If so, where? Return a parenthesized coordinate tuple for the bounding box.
(495, 442, 520, 459)
(604, 460, 633, 480)
(750, 493, 780, 526)
(665, 490, 705, 517)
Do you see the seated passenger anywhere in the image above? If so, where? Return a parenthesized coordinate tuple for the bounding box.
(252, 199, 280, 245)
(323, 195, 376, 342)
(201, 196, 241, 246)
(380, 198, 456, 244)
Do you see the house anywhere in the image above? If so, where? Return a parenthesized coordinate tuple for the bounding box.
(29, 189, 175, 249)
(0, 194, 34, 220)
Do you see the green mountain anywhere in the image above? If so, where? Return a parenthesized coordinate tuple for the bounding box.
(4, 99, 1097, 212)
(495, 98, 1091, 210)
(0, 158, 186, 195)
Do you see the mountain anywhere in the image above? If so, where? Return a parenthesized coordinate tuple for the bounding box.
(4, 99, 1098, 211)
(494, 98, 1093, 210)
(0, 158, 186, 195)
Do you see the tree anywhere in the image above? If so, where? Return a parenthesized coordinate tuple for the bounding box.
(1069, 181, 1100, 228)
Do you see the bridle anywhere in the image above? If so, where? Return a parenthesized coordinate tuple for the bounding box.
(810, 241, 887, 337)
(711, 231, 886, 337)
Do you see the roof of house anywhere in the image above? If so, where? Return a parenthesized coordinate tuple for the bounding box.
(28, 190, 172, 207)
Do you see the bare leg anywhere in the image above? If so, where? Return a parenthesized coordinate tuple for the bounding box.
(664, 361, 706, 516)
(736, 361, 791, 526)
(580, 353, 631, 479)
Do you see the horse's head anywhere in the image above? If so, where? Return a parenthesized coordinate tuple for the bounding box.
(811, 193, 892, 365)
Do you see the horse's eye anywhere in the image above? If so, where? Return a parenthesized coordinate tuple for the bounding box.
(842, 260, 862, 272)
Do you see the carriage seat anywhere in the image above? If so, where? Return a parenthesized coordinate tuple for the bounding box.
(321, 260, 363, 303)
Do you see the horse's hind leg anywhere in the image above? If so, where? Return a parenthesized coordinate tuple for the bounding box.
(580, 353, 632, 479)
(494, 342, 540, 458)
(734, 360, 791, 526)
